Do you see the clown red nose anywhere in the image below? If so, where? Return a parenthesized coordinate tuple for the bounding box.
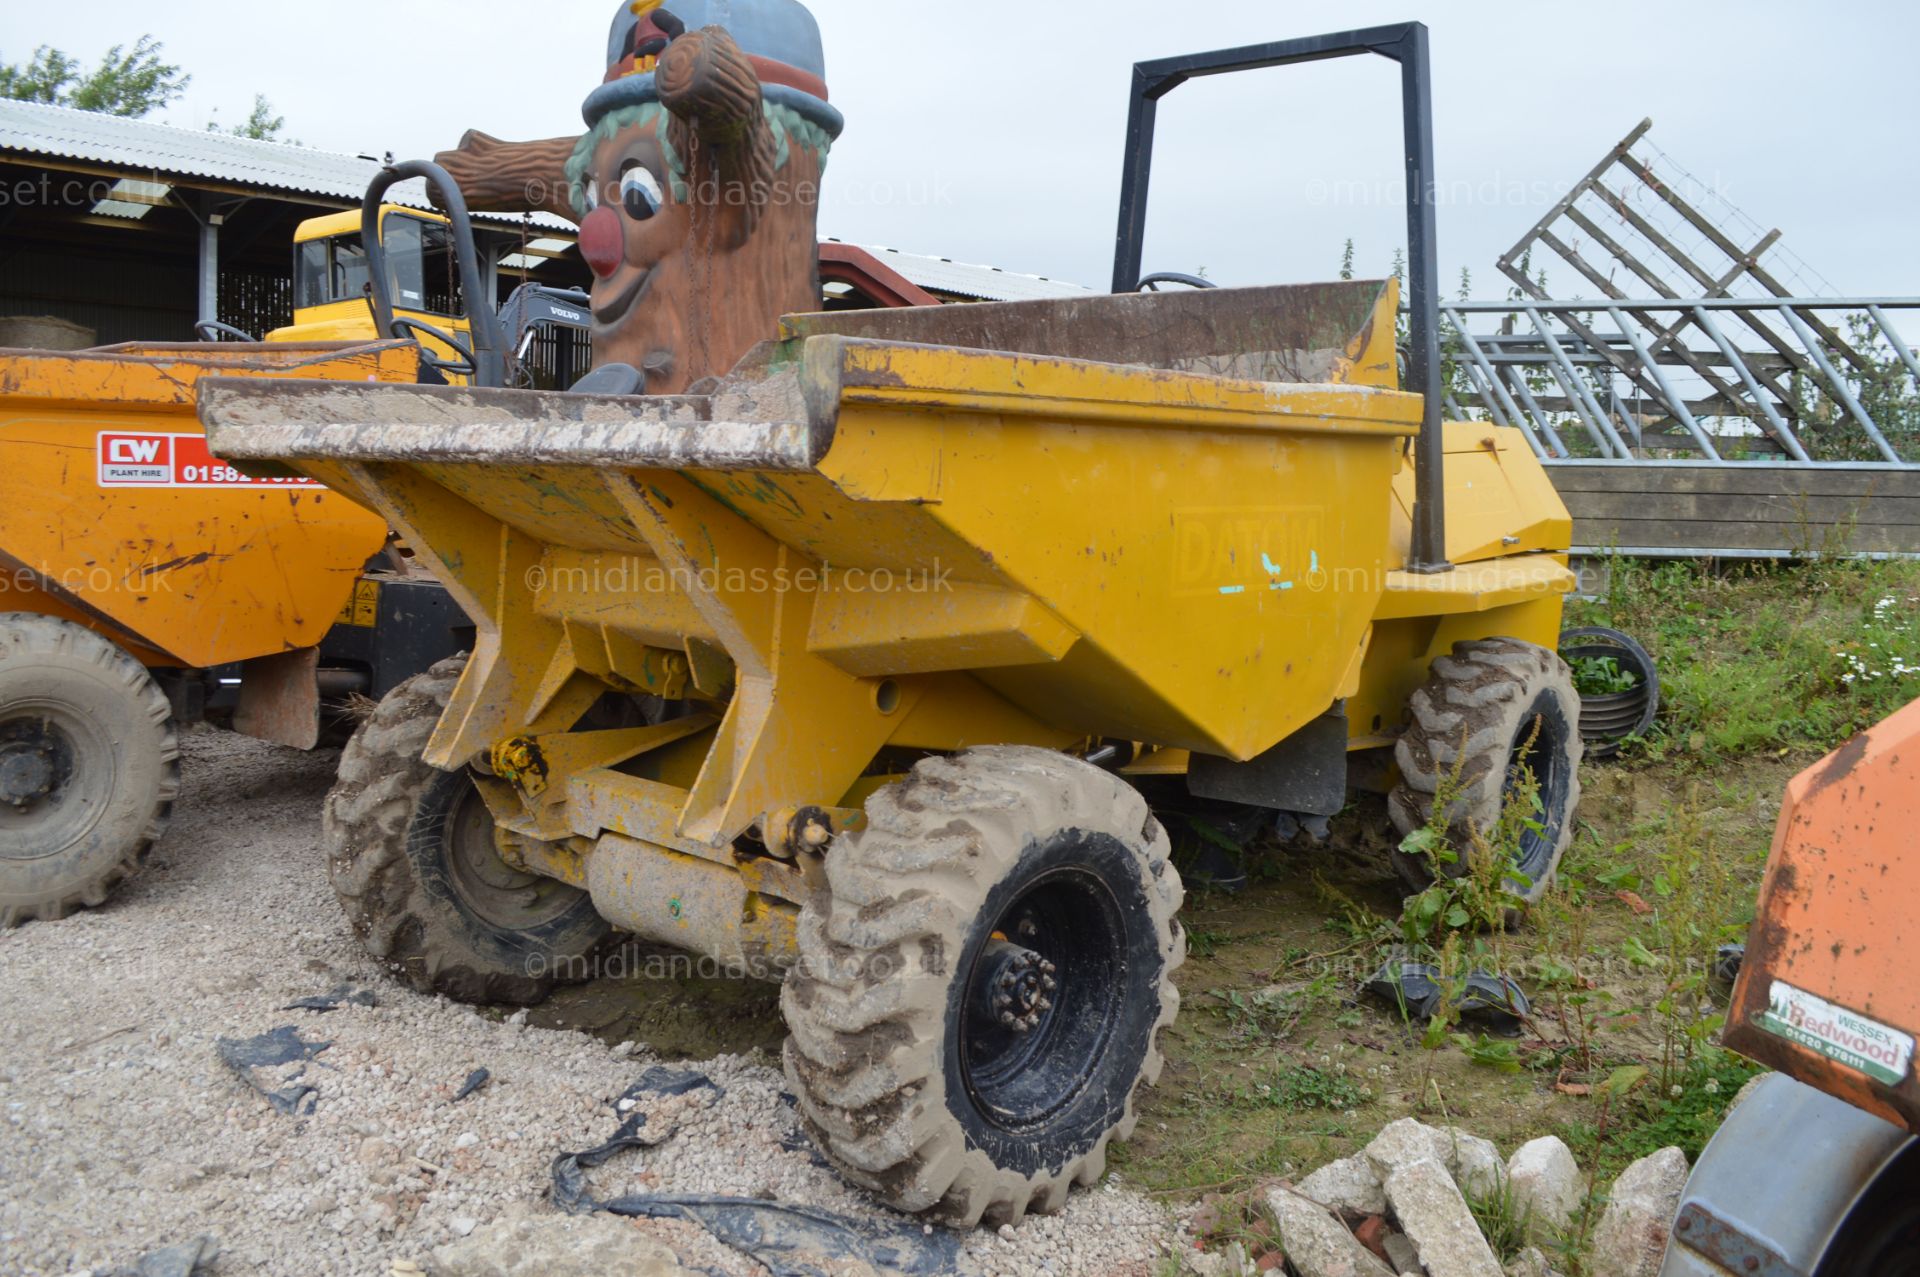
(578, 205, 626, 278)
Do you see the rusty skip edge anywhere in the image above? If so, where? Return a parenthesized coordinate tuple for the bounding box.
(196, 335, 843, 474)
(194, 335, 919, 474)
(198, 327, 1406, 475)
(199, 381, 827, 475)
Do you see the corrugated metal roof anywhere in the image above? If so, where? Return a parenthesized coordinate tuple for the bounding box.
(0, 99, 575, 231)
(0, 104, 1101, 293)
(834, 241, 1094, 302)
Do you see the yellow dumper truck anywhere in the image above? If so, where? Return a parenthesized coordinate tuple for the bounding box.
(197, 23, 1583, 1226)
(203, 276, 1578, 1225)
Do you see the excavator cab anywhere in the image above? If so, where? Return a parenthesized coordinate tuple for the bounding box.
(274, 204, 478, 382)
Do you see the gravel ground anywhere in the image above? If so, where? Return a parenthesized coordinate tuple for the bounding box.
(0, 729, 1181, 1277)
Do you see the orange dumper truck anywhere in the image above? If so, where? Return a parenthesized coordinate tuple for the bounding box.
(0, 340, 472, 927)
(1660, 697, 1920, 1275)
(0, 172, 606, 929)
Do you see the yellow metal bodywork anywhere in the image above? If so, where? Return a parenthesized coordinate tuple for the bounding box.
(0, 342, 408, 667)
(1347, 420, 1575, 745)
(268, 205, 475, 380)
(202, 279, 1575, 965)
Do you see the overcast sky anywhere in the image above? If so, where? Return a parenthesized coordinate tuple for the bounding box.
(7, 1, 1917, 296)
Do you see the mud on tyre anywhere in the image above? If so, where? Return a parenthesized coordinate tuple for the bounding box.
(781, 746, 1185, 1227)
(1388, 637, 1583, 904)
(324, 656, 609, 1004)
(0, 614, 178, 927)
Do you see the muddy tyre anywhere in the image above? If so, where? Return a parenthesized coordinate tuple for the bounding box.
(782, 746, 1185, 1227)
(1388, 637, 1583, 904)
(0, 615, 178, 927)
(324, 656, 610, 1004)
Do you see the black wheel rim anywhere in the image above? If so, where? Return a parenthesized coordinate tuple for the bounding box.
(438, 773, 580, 932)
(0, 706, 107, 861)
(958, 866, 1127, 1132)
(1505, 696, 1573, 886)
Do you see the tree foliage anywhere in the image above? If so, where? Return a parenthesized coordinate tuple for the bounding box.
(0, 35, 189, 118)
(215, 93, 288, 141)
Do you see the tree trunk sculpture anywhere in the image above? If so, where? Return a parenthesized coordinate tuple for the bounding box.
(434, 3, 841, 395)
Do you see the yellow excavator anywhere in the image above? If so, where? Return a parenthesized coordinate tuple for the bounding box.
(198, 201, 592, 388)
(275, 205, 479, 363)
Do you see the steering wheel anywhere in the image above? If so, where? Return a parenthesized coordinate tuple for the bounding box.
(1136, 272, 1218, 292)
(195, 320, 258, 342)
(389, 316, 478, 378)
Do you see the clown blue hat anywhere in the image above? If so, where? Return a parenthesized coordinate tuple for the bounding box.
(582, 0, 844, 140)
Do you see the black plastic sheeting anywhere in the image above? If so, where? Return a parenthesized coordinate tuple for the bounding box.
(552, 1067, 961, 1277)
(452, 1067, 492, 1103)
(112, 1234, 218, 1277)
(281, 984, 378, 1013)
(214, 1026, 331, 1116)
(602, 1195, 962, 1277)
(776, 1096, 833, 1171)
(1364, 957, 1531, 1035)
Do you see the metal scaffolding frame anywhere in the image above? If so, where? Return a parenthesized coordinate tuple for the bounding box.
(1442, 297, 1920, 465)
(1438, 119, 1919, 466)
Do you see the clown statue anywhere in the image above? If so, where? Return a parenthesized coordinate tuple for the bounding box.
(437, 0, 843, 394)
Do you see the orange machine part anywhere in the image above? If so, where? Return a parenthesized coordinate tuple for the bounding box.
(1724, 695, 1920, 1132)
(0, 341, 409, 670)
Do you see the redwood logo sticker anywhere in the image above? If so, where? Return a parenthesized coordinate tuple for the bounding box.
(1758, 980, 1914, 1086)
(97, 432, 320, 489)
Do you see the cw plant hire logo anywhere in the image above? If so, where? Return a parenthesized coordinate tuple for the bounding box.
(97, 432, 321, 490)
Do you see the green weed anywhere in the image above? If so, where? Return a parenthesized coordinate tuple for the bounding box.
(1396, 728, 1540, 950)
(1561, 1050, 1761, 1180)
(1259, 1064, 1369, 1113)
(1187, 927, 1227, 959)
(1570, 654, 1640, 696)
(1452, 1033, 1529, 1073)
(1210, 979, 1336, 1043)
(1467, 1175, 1545, 1263)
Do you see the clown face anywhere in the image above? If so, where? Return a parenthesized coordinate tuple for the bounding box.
(554, 9, 841, 394)
(574, 121, 695, 388)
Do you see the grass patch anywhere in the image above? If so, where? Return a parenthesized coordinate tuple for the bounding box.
(1571, 557, 1920, 756)
(1467, 1175, 1546, 1263)
(1559, 1050, 1763, 1181)
(1124, 557, 1915, 1236)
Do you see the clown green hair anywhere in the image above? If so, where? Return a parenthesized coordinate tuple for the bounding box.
(566, 100, 833, 219)
(764, 102, 833, 174)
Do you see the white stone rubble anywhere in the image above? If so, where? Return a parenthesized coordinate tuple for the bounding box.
(0, 733, 1179, 1277)
(1589, 1147, 1689, 1277)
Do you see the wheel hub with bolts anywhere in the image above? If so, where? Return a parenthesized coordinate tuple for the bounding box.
(974, 938, 1058, 1033)
(0, 720, 69, 811)
(442, 779, 580, 932)
(318, 656, 610, 1004)
(0, 617, 180, 925)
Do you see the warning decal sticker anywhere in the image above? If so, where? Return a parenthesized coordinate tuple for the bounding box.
(97, 432, 321, 489)
(1757, 980, 1914, 1087)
